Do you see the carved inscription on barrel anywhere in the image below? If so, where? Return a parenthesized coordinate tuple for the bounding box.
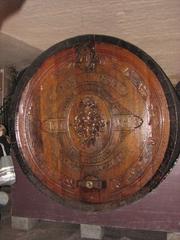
(12, 35, 177, 211)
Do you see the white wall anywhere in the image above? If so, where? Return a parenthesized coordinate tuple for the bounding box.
(1, 0, 180, 85)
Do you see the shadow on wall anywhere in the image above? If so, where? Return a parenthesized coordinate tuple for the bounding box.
(0, 0, 26, 29)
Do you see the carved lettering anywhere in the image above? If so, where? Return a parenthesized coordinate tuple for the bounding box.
(42, 119, 66, 133)
(112, 114, 143, 130)
(123, 67, 148, 100)
(99, 74, 128, 96)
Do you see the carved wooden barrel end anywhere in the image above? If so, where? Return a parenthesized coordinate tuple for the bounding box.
(10, 35, 180, 211)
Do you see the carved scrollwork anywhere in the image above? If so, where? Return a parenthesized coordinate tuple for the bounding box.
(60, 175, 76, 190)
(110, 177, 123, 192)
(76, 42, 99, 72)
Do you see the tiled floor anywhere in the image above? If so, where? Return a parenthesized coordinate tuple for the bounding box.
(0, 219, 168, 240)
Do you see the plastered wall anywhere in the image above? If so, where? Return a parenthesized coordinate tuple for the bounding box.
(1, 0, 180, 85)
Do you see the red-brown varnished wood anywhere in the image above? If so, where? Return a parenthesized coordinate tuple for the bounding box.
(11, 35, 180, 211)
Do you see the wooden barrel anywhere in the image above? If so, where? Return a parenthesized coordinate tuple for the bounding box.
(10, 35, 180, 211)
